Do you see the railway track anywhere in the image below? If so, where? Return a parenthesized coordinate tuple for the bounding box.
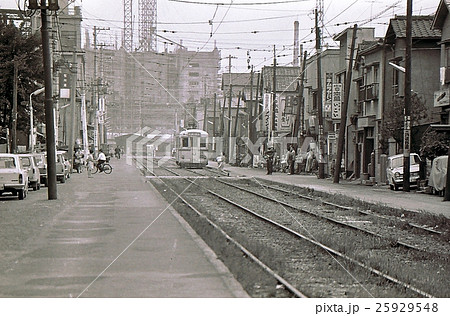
(135, 158, 449, 297)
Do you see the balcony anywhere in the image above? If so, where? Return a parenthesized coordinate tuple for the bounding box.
(365, 83, 379, 100)
(358, 83, 379, 102)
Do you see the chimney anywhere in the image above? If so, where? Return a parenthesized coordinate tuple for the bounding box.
(293, 21, 299, 67)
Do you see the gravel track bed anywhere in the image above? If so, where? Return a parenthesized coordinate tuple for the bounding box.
(198, 178, 449, 297)
(149, 175, 437, 297)
(220, 178, 450, 256)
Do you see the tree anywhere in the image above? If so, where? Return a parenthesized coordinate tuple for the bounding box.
(0, 19, 44, 142)
(380, 94, 428, 154)
(420, 130, 450, 161)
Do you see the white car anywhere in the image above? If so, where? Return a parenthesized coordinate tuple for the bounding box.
(18, 154, 41, 191)
(0, 154, 29, 200)
(386, 153, 421, 191)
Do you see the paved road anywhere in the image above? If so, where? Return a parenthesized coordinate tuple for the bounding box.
(0, 158, 247, 298)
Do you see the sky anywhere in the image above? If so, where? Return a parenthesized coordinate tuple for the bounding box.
(2, 0, 441, 72)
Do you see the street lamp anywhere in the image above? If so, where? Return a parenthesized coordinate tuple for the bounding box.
(29, 87, 45, 152)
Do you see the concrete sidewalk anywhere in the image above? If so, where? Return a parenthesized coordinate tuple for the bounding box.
(209, 161, 450, 219)
(0, 157, 248, 297)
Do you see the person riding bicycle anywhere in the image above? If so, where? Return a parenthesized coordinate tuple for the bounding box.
(97, 149, 107, 172)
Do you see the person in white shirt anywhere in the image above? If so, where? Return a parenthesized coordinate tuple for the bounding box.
(97, 149, 107, 172)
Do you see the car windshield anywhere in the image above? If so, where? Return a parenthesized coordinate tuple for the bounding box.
(0, 157, 16, 169)
(391, 155, 420, 168)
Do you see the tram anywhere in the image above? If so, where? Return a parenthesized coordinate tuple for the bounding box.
(175, 129, 209, 168)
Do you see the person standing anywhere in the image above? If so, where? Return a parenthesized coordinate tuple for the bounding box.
(86, 149, 95, 178)
(217, 152, 226, 173)
(264, 146, 275, 175)
(288, 145, 296, 175)
(115, 146, 121, 159)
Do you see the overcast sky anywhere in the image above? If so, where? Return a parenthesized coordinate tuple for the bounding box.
(2, 0, 441, 72)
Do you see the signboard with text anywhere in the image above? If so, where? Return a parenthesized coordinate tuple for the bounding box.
(332, 83, 343, 119)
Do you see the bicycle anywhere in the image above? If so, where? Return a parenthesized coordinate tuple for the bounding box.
(92, 161, 113, 174)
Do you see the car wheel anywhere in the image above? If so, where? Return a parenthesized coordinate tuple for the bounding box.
(389, 184, 394, 190)
(37, 182, 41, 190)
(18, 190, 25, 200)
(60, 175, 66, 183)
(394, 182, 400, 191)
(33, 183, 37, 191)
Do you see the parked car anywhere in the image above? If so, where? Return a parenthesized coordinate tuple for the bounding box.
(428, 155, 448, 195)
(18, 154, 41, 191)
(36, 151, 68, 184)
(33, 152, 47, 186)
(387, 153, 421, 191)
(0, 153, 29, 199)
(57, 151, 70, 182)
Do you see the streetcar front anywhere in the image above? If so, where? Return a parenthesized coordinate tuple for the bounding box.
(175, 129, 209, 168)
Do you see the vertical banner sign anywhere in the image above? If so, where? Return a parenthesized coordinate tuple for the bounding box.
(325, 73, 333, 114)
(403, 116, 411, 154)
(332, 83, 343, 119)
(263, 93, 271, 131)
(59, 72, 71, 99)
(274, 94, 279, 131)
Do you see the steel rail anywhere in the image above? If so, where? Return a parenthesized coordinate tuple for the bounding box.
(133, 158, 307, 298)
(138, 158, 435, 297)
(215, 179, 423, 251)
(247, 179, 444, 236)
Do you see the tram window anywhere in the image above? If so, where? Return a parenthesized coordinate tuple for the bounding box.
(182, 138, 189, 147)
(200, 138, 207, 148)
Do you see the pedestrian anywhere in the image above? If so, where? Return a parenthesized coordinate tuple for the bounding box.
(305, 149, 315, 173)
(115, 146, 121, 159)
(264, 146, 275, 175)
(73, 148, 83, 173)
(217, 152, 226, 173)
(287, 145, 296, 175)
(295, 149, 305, 174)
(86, 149, 95, 178)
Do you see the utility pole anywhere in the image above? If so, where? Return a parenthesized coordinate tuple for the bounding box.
(12, 59, 18, 153)
(315, 8, 325, 179)
(294, 51, 307, 139)
(41, 0, 59, 200)
(248, 65, 254, 163)
(271, 45, 277, 142)
(93, 26, 109, 151)
(67, 50, 77, 171)
(334, 25, 358, 184)
(403, 0, 412, 192)
(233, 91, 242, 138)
(213, 93, 217, 137)
(226, 54, 237, 160)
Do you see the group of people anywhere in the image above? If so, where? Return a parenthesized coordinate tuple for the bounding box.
(264, 145, 317, 176)
(73, 147, 118, 178)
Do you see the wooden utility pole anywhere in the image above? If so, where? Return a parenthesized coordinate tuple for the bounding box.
(41, 0, 58, 199)
(233, 91, 242, 138)
(271, 45, 277, 140)
(293, 51, 307, 139)
(403, 0, 412, 192)
(213, 93, 217, 136)
(316, 8, 325, 179)
(334, 25, 358, 183)
(248, 66, 254, 163)
(12, 60, 18, 153)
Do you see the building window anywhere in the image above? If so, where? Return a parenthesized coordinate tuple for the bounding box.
(189, 72, 199, 77)
(189, 81, 199, 86)
(189, 63, 200, 68)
